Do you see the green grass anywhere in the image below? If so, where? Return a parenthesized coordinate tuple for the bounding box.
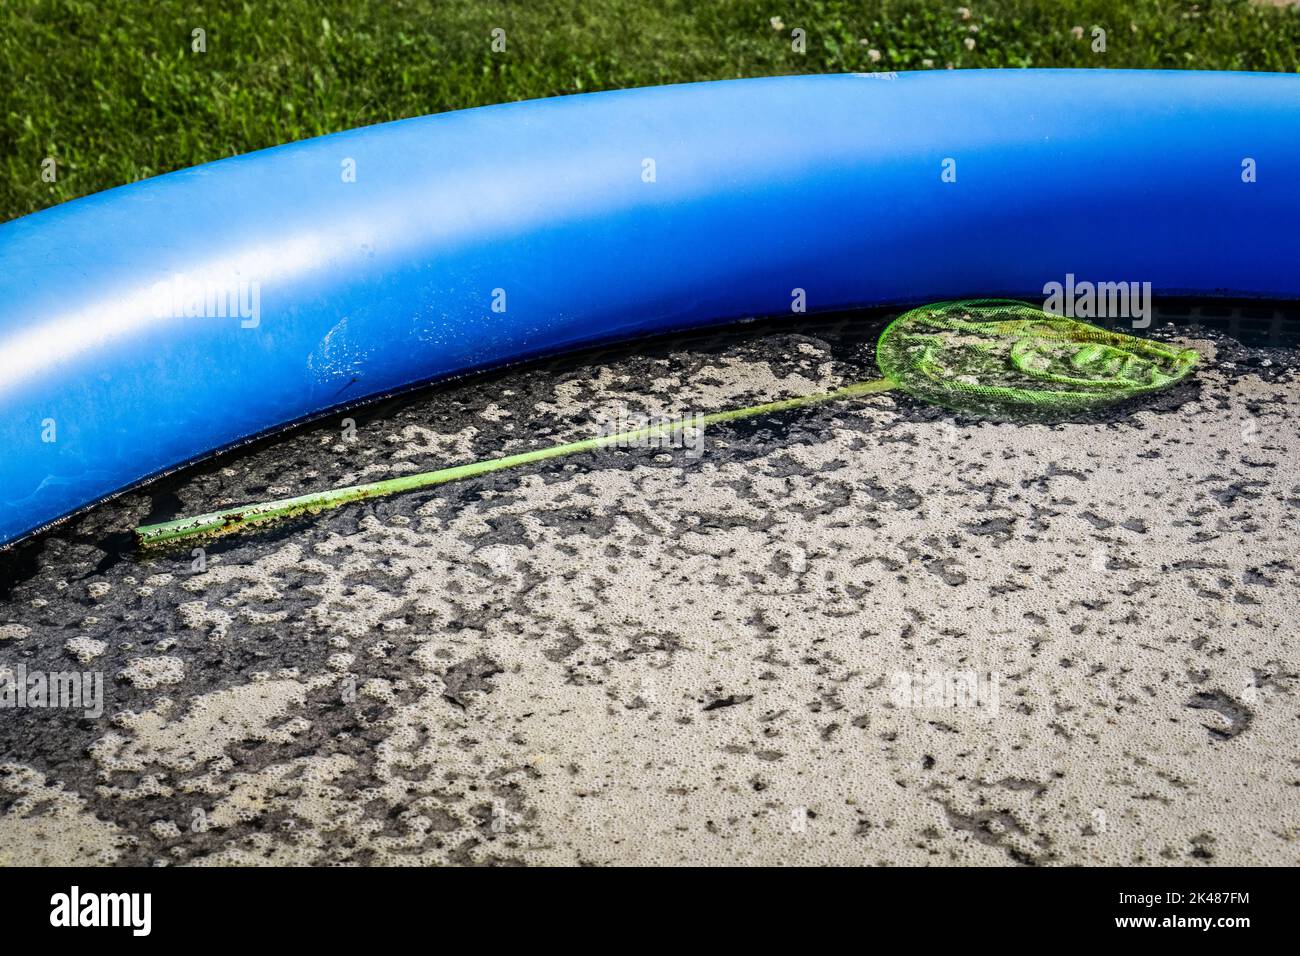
(2, 0, 1297, 220)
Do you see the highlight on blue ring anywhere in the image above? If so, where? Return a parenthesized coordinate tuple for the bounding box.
(2, 69, 1299, 549)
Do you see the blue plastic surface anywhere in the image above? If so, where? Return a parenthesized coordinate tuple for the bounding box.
(2, 70, 1299, 548)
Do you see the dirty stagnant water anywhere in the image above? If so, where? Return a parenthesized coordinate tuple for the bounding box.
(1, 301, 1298, 865)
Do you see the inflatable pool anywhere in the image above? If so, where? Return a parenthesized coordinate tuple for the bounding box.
(2, 69, 1298, 549)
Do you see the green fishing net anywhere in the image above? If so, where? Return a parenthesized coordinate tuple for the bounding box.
(137, 297, 1202, 546)
(876, 299, 1198, 418)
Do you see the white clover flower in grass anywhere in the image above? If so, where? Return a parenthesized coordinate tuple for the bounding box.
(770, 16, 785, 32)
(1071, 25, 1085, 39)
(867, 48, 882, 62)
(964, 37, 976, 50)
(957, 6, 972, 20)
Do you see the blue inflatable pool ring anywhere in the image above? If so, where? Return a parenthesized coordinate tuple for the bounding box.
(2, 69, 1298, 549)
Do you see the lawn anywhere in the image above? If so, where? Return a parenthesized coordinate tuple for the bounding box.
(2, 0, 1297, 220)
